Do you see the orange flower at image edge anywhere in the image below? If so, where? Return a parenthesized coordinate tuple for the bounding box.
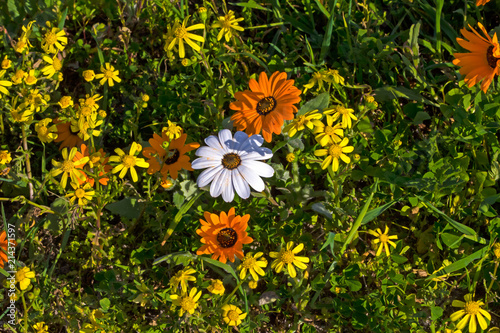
(476, 0, 491, 6)
(453, 23, 500, 93)
(230, 71, 301, 142)
(0, 231, 15, 269)
(196, 207, 253, 264)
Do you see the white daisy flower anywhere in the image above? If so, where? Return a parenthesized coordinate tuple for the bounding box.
(191, 129, 274, 202)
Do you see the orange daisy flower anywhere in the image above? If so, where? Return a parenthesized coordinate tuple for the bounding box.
(73, 144, 112, 186)
(0, 230, 15, 269)
(453, 23, 500, 93)
(142, 132, 199, 180)
(476, 0, 491, 6)
(196, 207, 253, 264)
(54, 119, 84, 150)
(230, 71, 301, 142)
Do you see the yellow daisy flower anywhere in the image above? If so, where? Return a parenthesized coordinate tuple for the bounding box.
(283, 109, 323, 138)
(451, 294, 491, 333)
(11, 69, 27, 85)
(35, 118, 58, 143)
(0, 70, 12, 99)
(269, 241, 309, 278)
(42, 27, 68, 54)
(169, 267, 196, 293)
(325, 105, 358, 129)
(24, 69, 37, 85)
(166, 16, 205, 58)
(109, 142, 149, 182)
(312, 115, 344, 146)
(222, 304, 247, 326)
(16, 266, 35, 290)
(58, 96, 74, 109)
(80, 94, 102, 111)
(41, 54, 63, 78)
(170, 287, 202, 316)
(51, 147, 89, 189)
(66, 182, 95, 206)
(82, 69, 96, 82)
(238, 252, 268, 281)
(94, 63, 121, 86)
(0, 150, 12, 164)
(207, 279, 225, 295)
(161, 120, 183, 140)
(248, 280, 258, 289)
(1, 56, 12, 69)
(368, 225, 398, 257)
(314, 137, 354, 171)
(212, 10, 244, 42)
(33, 322, 49, 333)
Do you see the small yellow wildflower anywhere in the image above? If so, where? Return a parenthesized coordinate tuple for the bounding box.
(283, 109, 323, 137)
(270, 242, 309, 278)
(166, 16, 205, 58)
(35, 118, 58, 143)
(312, 115, 344, 146)
(82, 69, 96, 82)
(286, 152, 296, 163)
(0, 70, 12, 98)
(162, 120, 183, 140)
(207, 279, 225, 295)
(33, 322, 49, 333)
(238, 252, 268, 281)
(451, 294, 491, 333)
(51, 147, 89, 188)
(58, 96, 74, 109)
(141, 94, 150, 102)
(109, 142, 149, 182)
(170, 287, 202, 316)
(325, 105, 358, 129)
(212, 10, 244, 42)
(494, 242, 500, 259)
(11, 69, 27, 85)
(248, 280, 258, 289)
(16, 266, 35, 290)
(368, 225, 398, 257)
(81, 94, 102, 111)
(24, 69, 37, 85)
(66, 182, 95, 206)
(42, 27, 67, 54)
(41, 54, 63, 77)
(169, 267, 196, 293)
(222, 304, 247, 326)
(94, 63, 121, 86)
(1, 56, 12, 69)
(324, 69, 345, 85)
(314, 137, 354, 171)
(0, 150, 12, 164)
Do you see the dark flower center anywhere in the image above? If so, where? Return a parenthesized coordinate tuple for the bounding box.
(221, 153, 241, 170)
(256, 96, 277, 115)
(487, 46, 499, 69)
(164, 149, 180, 165)
(217, 228, 238, 248)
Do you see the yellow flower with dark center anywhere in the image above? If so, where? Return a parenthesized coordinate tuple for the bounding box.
(95, 63, 121, 86)
(82, 69, 95, 82)
(161, 120, 183, 140)
(24, 69, 37, 85)
(35, 118, 58, 143)
(451, 294, 491, 333)
(0, 70, 12, 99)
(269, 241, 309, 278)
(15, 266, 35, 290)
(238, 252, 267, 281)
(0, 150, 12, 164)
(169, 267, 196, 293)
(212, 10, 244, 42)
(368, 225, 398, 257)
(312, 115, 344, 146)
(58, 96, 74, 109)
(109, 142, 149, 182)
(170, 287, 202, 316)
(314, 137, 354, 171)
(66, 182, 94, 206)
(166, 16, 205, 58)
(207, 279, 225, 295)
(41, 55, 63, 77)
(11, 69, 27, 85)
(42, 27, 67, 54)
(1, 56, 12, 69)
(283, 109, 322, 137)
(325, 105, 357, 129)
(51, 147, 89, 188)
(222, 304, 247, 326)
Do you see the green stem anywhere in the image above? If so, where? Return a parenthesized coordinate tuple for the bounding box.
(486, 261, 498, 295)
(21, 125, 33, 200)
(22, 293, 28, 332)
(222, 278, 246, 306)
(435, 0, 444, 60)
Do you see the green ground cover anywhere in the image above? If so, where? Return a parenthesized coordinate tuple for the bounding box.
(0, 0, 499, 332)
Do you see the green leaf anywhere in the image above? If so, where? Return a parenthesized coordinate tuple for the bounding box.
(173, 192, 184, 209)
(230, 0, 271, 11)
(374, 86, 439, 106)
(413, 111, 431, 125)
(361, 200, 397, 225)
(105, 197, 145, 219)
(100, 298, 111, 311)
(431, 306, 443, 320)
(345, 279, 362, 292)
(320, 232, 336, 254)
(440, 233, 462, 249)
(312, 203, 333, 220)
(426, 247, 488, 280)
(297, 92, 330, 115)
(161, 192, 203, 245)
(390, 254, 408, 264)
(153, 251, 196, 266)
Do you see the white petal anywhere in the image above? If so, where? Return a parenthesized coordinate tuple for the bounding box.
(210, 168, 228, 198)
(205, 135, 226, 152)
(248, 134, 264, 147)
(222, 172, 234, 202)
(240, 149, 273, 161)
(195, 146, 223, 159)
(232, 169, 250, 199)
(191, 158, 221, 169)
(238, 165, 265, 192)
(197, 165, 223, 187)
(218, 129, 233, 152)
(233, 131, 251, 151)
(241, 160, 274, 177)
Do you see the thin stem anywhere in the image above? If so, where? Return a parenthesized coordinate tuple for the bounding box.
(21, 125, 33, 200)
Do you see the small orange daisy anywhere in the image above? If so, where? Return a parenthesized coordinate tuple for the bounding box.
(476, 0, 491, 6)
(54, 119, 84, 150)
(230, 71, 301, 142)
(453, 23, 500, 93)
(73, 144, 111, 186)
(142, 132, 199, 180)
(196, 207, 253, 264)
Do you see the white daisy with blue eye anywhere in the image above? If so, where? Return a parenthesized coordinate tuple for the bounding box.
(191, 129, 274, 202)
